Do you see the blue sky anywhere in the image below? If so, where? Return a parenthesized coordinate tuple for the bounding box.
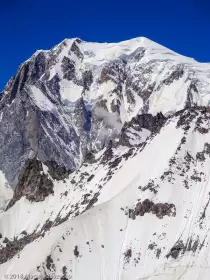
(0, 0, 210, 90)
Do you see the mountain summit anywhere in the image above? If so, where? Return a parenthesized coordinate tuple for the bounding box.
(0, 37, 210, 280)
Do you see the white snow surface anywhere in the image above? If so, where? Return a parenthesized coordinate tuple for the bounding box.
(27, 36, 210, 121)
(0, 171, 13, 212)
(30, 85, 55, 111)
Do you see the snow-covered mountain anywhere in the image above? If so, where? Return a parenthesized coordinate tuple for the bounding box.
(1, 37, 210, 279)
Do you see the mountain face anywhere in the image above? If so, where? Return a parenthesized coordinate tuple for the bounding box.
(1, 37, 210, 279)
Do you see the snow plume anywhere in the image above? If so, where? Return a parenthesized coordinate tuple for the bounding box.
(93, 106, 122, 131)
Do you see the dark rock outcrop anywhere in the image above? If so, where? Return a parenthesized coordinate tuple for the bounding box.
(74, 246, 79, 257)
(129, 199, 176, 220)
(6, 159, 54, 210)
(44, 160, 71, 181)
(99, 60, 126, 85)
(0, 232, 40, 264)
(120, 112, 166, 147)
(82, 70, 93, 91)
(46, 255, 55, 271)
(69, 40, 84, 61)
(167, 237, 200, 259)
(124, 248, 132, 264)
(162, 64, 184, 86)
(61, 56, 76, 81)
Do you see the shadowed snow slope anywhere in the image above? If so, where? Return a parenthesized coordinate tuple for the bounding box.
(0, 38, 210, 280)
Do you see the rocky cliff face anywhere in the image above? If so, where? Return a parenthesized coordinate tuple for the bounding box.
(0, 37, 210, 187)
(1, 37, 210, 280)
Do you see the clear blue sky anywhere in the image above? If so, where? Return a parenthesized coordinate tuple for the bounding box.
(0, 0, 210, 90)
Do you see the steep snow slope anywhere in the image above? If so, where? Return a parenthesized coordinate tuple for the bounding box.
(1, 37, 210, 280)
(1, 107, 210, 280)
